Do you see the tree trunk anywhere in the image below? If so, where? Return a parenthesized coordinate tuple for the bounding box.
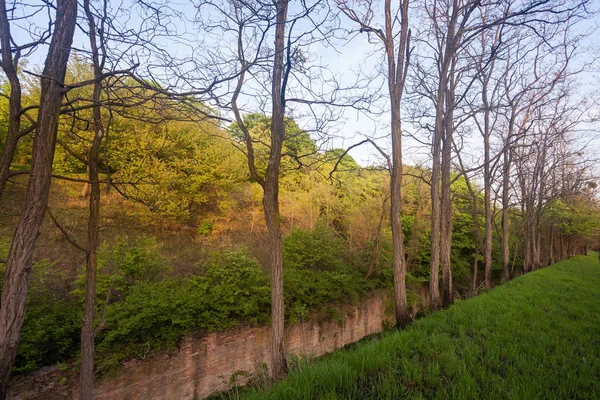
(559, 234, 564, 260)
(483, 85, 493, 289)
(390, 112, 410, 327)
(440, 48, 457, 309)
(548, 223, 554, 265)
(430, 138, 441, 311)
(80, 1, 105, 397)
(430, 3, 458, 311)
(0, 0, 23, 200)
(0, 1, 77, 397)
(472, 247, 480, 295)
(440, 113, 453, 308)
(266, 0, 289, 381)
(462, 173, 483, 296)
(501, 132, 511, 281)
(406, 182, 424, 270)
(384, 0, 411, 328)
(81, 166, 91, 198)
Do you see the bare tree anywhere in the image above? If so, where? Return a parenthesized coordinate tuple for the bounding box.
(79, 0, 108, 397)
(196, 0, 365, 379)
(336, 0, 412, 327)
(0, 0, 78, 397)
(0, 0, 45, 199)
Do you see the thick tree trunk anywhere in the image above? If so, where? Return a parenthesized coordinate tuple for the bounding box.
(385, 0, 411, 328)
(430, 140, 441, 311)
(390, 121, 410, 327)
(0, 1, 77, 398)
(266, 0, 289, 381)
(440, 116, 453, 308)
(0, 0, 23, 200)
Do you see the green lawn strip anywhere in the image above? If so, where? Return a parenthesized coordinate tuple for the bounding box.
(239, 254, 600, 400)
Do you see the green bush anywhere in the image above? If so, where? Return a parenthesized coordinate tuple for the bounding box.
(96, 250, 271, 363)
(283, 222, 346, 271)
(12, 238, 398, 375)
(72, 235, 169, 307)
(284, 266, 380, 323)
(14, 259, 81, 373)
(15, 293, 81, 373)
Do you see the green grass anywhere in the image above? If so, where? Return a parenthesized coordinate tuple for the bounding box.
(238, 254, 600, 399)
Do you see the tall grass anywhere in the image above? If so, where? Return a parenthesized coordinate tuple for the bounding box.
(236, 254, 600, 399)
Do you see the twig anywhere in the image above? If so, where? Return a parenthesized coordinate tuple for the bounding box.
(46, 207, 87, 253)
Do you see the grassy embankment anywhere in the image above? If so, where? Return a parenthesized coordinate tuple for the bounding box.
(238, 254, 600, 399)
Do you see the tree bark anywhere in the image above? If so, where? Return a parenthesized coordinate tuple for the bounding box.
(501, 117, 512, 281)
(548, 223, 554, 265)
(80, 0, 106, 397)
(440, 100, 453, 308)
(0, 1, 77, 398)
(384, 0, 411, 328)
(0, 0, 23, 200)
(266, 0, 289, 381)
(483, 78, 493, 289)
(429, 82, 443, 312)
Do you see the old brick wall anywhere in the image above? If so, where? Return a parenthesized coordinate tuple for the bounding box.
(9, 289, 427, 400)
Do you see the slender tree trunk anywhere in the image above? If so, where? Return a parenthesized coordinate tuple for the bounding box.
(406, 183, 424, 269)
(483, 89, 493, 289)
(532, 224, 540, 269)
(0, 1, 77, 397)
(463, 173, 483, 296)
(440, 49, 457, 308)
(430, 2, 458, 311)
(384, 0, 411, 328)
(80, 1, 105, 397)
(472, 247, 480, 295)
(390, 111, 410, 326)
(0, 0, 23, 200)
(548, 224, 554, 265)
(501, 132, 512, 281)
(266, 0, 289, 381)
(559, 234, 564, 260)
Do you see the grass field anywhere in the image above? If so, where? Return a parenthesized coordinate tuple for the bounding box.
(238, 254, 600, 399)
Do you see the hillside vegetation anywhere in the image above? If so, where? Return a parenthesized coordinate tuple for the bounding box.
(1, 93, 598, 375)
(235, 254, 600, 399)
(1, 0, 599, 397)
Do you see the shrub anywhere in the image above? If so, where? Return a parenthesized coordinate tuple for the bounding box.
(283, 221, 346, 271)
(14, 259, 81, 373)
(96, 250, 271, 363)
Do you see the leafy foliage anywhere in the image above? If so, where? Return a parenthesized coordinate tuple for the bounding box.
(283, 221, 346, 271)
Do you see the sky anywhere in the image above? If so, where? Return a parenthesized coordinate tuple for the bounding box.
(7, 0, 600, 172)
